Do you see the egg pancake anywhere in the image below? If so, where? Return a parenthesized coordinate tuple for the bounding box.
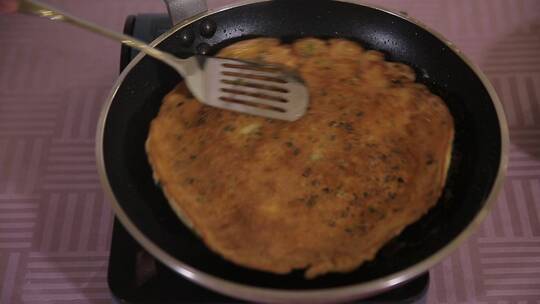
(145, 38, 454, 278)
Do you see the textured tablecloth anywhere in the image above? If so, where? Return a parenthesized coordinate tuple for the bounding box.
(1, 0, 539, 303)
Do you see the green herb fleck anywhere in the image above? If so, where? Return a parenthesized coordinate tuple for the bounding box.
(304, 42, 315, 56)
(337, 190, 347, 198)
(285, 141, 300, 156)
(306, 195, 318, 207)
(223, 125, 235, 132)
(196, 195, 206, 204)
(339, 122, 353, 132)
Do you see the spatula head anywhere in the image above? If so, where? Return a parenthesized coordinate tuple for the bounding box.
(198, 57, 310, 121)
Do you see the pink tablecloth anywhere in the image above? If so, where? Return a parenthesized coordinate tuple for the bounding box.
(1, 0, 539, 303)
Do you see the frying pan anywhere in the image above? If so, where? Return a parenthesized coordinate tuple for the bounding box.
(96, 0, 509, 302)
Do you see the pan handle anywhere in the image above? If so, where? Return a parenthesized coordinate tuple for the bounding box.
(163, 0, 207, 25)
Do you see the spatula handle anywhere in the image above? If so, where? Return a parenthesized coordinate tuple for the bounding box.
(163, 0, 207, 25)
(17, 0, 183, 70)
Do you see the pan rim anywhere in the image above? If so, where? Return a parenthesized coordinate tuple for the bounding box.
(95, 0, 509, 302)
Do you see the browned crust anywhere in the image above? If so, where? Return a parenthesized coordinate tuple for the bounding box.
(146, 38, 454, 278)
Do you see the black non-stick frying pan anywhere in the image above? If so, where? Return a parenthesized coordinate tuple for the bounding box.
(96, 0, 509, 302)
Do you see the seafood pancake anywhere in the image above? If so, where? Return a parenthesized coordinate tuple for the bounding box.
(146, 38, 454, 278)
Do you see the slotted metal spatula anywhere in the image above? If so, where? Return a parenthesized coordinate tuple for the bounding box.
(17, 0, 309, 121)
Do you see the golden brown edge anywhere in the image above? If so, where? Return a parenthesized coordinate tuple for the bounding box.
(145, 132, 196, 231)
